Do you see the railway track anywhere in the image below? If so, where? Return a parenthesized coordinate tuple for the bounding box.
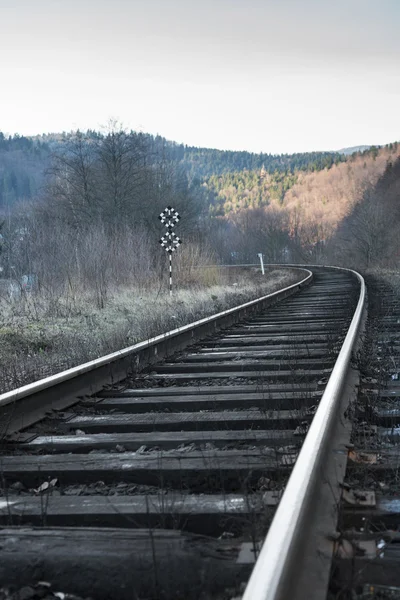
(0, 266, 365, 600)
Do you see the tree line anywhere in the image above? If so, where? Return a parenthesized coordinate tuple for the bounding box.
(0, 133, 50, 209)
(0, 129, 349, 209)
(1, 125, 399, 296)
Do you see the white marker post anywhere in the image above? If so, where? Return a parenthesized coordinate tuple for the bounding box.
(159, 207, 182, 296)
(258, 253, 265, 275)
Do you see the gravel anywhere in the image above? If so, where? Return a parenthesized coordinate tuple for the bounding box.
(0, 582, 93, 600)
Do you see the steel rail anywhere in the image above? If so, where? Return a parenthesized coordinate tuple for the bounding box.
(0, 268, 312, 411)
(242, 267, 366, 600)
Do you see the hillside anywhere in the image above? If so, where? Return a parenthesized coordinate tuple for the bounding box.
(207, 169, 298, 216)
(282, 143, 400, 245)
(177, 146, 343, 179)
(205, 143, 400, 251)
(329, 154, 400, 268)
(0, 130, 344, 208)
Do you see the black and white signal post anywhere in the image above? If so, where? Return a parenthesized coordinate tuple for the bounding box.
(159, 206, 182, 295)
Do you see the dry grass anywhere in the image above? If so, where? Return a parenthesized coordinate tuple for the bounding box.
(0, 267, 303, 394)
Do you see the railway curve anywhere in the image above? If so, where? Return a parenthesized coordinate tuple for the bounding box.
(0, 265, 365, 600)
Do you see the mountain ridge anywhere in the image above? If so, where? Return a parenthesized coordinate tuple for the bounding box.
(335, 145, 373, 154)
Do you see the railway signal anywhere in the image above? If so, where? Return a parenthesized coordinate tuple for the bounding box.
(158, 206, 180, 228)
(159, 206, 182, 295)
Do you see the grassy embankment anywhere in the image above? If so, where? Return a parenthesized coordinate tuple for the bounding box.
(0, 267, 304, 394)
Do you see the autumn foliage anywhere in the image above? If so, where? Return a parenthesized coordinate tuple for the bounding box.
(204, 143, 400, 262)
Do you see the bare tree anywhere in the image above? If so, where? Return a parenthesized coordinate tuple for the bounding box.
(46, 131, 99, 229)
(96, 120, 147, 226)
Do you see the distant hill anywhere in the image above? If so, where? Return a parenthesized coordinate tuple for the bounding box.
(175, 146, 344, 179)
(336, 145, 372, 155)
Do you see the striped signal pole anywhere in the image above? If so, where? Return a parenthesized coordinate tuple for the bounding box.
(159, 207, 182, 296)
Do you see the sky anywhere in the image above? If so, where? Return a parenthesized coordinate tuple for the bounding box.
(0, 0, 399, 154)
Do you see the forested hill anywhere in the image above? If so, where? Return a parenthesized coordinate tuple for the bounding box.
(208, 169, 298, 216)
(167, 145, 345, 178)
(131, 135, 346, 178)
(0, 130, 346, 209)
(330, 153, 400, 268)
(204, 143, 398, 218)
(0, 129, 391, 216)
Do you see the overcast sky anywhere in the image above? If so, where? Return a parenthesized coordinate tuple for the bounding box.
(1, 0, 399, 153)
